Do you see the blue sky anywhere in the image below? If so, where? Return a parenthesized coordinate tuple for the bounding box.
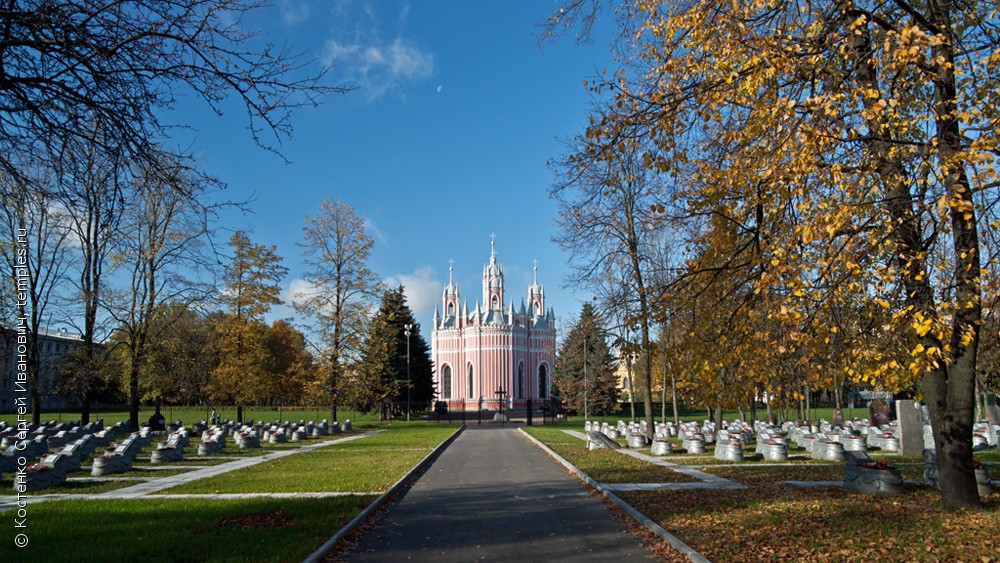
(167, 0, 615, 342)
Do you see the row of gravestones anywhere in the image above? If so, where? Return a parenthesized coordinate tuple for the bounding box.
(147, 418, 354, 463)
(0, 420, 132, 490)
(9, 416, 358, 489)
(585, 412, 997, 464)
(586, 418, 994, 500)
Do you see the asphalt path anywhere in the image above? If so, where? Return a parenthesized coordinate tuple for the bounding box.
(346, 425, 656, 562)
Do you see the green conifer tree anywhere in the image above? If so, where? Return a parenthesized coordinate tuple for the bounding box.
(356, 286, 434, 419)
(554, 303, 619, 416)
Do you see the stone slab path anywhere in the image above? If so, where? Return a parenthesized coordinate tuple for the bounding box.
(345, 425, 657, 562)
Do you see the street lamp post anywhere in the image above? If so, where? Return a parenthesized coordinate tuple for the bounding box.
(584, 331, 589, 421)
(405, 323, 412, 422)
(495, 386, 507, 426)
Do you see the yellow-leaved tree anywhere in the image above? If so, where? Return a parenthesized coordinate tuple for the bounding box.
(208, 231, 287, 422)
(548, 0, 1000, 507)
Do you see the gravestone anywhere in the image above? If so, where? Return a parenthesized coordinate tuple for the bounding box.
(148, 396, 166, 432)
(586, 431, 621, 451)
(869, 399, 892, 428)
(895, 399, 924, 456)
(986, 404, 1000, 427)
(832, 408, 845, 427)
(842, 449, 905, 496)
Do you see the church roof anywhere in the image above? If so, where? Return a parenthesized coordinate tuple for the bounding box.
(435, 236, 555, 331)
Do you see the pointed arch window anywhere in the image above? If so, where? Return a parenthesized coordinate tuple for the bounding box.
(441, 365, 452, 400)
(467, 363, 475, 399)
(517, 362, 524, 399)
(538, 364, 548, 398)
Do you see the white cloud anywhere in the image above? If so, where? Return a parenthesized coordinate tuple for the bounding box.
(283, 277, 327, 312)
(321, 5, 434, 104)
(278, 0, 311, 25)
(324, 37, 433, 101)
(363, 217, 388, 244)
(384, 267, 440, 318)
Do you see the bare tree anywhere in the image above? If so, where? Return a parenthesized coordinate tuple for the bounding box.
(108, 149, 226, 430)
(57, 135, 128, 423)
(0, 0, 350, 186)
(294, 197, 381, 422)
(0, 162, 73, 423)
(551, 137, 666, 439)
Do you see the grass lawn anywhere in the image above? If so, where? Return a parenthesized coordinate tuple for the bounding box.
(3, 496, 376, 562)
(523, 426, 699, 483)
(1, 423, 456, 561)
(158, 423, 457, 494)
(0, 478, 140, 496)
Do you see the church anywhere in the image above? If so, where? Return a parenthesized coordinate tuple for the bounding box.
(431, 239, 557, 413)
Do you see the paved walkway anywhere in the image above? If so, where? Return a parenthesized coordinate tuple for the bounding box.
(345, 425, 657, 562)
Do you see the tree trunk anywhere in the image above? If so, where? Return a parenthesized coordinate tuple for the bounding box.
(31, 390, 41, 426)
(925, 1, 982, 508)
(713, 404, 723, 443)
(640, 338, 654, 440)
(670, 371, 680, 425)
(330, 358, 340, 423)
(974, 378, 981, 422)
(660, 358, 667, 423)
(627, 360, 636, 422)
(81, 389, 92, 424)
(804, 384, 811, 423)
(129, 360, 141, 431)
(847, 1, 980, 508)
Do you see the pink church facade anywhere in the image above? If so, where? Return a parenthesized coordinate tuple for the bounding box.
(431, 243, 556, 412)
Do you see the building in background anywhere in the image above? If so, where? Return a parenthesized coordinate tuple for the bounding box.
(431, 240, 556, 413)
(0, 327, 82, 412)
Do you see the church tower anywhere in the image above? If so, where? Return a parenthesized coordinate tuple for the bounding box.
(528, 259, 544, 317)
(442, 260, 459, 321)
(482, 234, 504, 310)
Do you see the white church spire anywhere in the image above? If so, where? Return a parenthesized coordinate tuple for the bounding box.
(528, 258, 544, 316)
(483, 235, 504, 309)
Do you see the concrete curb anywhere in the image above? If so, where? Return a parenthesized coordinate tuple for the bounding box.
(519, 428, 712, 563)
(302, 425, 465, 563)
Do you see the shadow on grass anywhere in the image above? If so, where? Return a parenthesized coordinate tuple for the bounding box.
(1, 478, 138, 496)
(1, 496, 377, 562)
